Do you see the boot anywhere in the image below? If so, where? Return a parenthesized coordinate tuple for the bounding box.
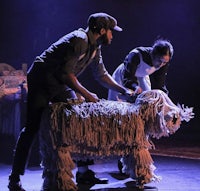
(41, 169, 53, 191)
(8, 174, 26, 191)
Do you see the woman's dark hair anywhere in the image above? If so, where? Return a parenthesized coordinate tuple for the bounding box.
(151, 39, 174, 59)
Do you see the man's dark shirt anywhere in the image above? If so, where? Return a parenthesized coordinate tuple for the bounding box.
(28, 28, 108, 95)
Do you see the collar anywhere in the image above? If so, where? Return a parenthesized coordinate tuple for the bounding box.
(86, 30, 98, 48)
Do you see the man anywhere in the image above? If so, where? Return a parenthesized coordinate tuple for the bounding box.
(8, 12, 132, 191)
(108, 39, 174, 176)
(108, 39, 174, 101)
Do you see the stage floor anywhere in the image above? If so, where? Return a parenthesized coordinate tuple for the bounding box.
(1, 155, 200, 191)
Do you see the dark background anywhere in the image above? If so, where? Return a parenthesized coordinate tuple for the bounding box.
(0, 0, 199, 164)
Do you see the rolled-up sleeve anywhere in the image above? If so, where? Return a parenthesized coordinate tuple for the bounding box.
(90, 47, 108, 81)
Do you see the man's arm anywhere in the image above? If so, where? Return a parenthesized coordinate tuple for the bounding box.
(90, 48, 134, 97)
(98, 73, 126, 94)
(63, 73, 99, 102)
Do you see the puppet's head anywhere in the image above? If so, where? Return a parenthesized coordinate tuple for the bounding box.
(135, 90, 194, 138)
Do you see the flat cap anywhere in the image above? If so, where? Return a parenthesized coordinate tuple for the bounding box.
(87, 12, 122, 32)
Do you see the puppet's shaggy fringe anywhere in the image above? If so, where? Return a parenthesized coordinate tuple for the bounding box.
(40, 90, 194, 191)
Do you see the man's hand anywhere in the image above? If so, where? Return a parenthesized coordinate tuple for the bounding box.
(122, 89, 136, 103)
(124, 88, 134, 97)
(134, 86, 143, 95)
(123, 87, 142, 103)
(85, 92, 99, 103)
